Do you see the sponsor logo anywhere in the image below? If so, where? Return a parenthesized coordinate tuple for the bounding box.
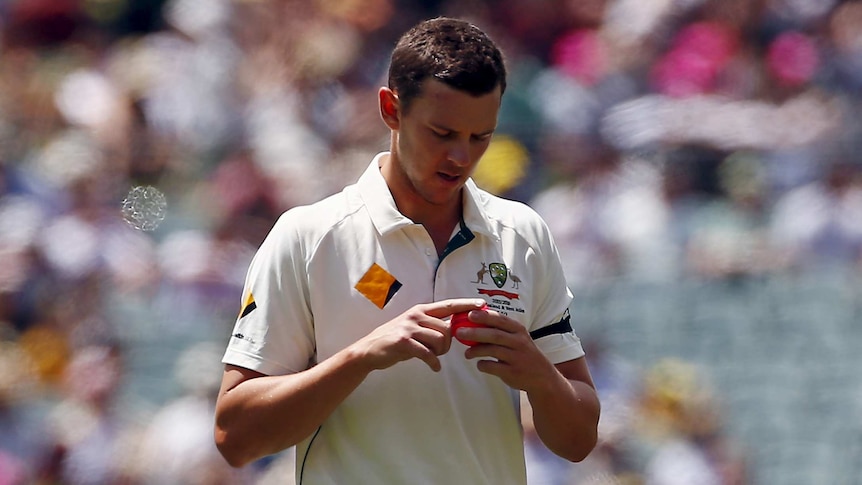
(356, 263, 402, 309)
(232, 333, 256, 344)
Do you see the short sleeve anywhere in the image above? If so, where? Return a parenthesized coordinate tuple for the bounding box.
(222, 211, 316, 375)
(526, 214, 585, 364)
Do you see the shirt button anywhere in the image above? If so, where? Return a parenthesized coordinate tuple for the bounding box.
(425, 248, 432, 256)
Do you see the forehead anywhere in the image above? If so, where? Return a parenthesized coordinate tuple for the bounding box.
(407, 79, 501, 132)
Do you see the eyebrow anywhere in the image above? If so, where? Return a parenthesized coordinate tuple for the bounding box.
(431, 123, 496, 137)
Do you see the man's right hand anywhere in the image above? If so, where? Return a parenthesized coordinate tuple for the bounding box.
(215, 298, 487, 466)
(350, 298, 487, 372)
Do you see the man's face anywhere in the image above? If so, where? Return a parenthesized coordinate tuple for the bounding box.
(387, 79, 502, 212)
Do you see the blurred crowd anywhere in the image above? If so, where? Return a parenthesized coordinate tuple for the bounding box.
(1, 0, 861, 483)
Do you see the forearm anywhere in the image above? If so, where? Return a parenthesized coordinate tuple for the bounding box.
(215, 347, 372, 467)
(527, 372, 600, 462)
(215, 299, 485, 467)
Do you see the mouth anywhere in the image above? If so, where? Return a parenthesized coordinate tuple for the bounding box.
(437, 172, 461, 183)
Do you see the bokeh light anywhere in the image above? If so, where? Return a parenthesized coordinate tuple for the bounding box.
(474, 135, 529, 195)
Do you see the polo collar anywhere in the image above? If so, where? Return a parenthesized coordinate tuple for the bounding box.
(357, 153, 499, 240)
(461, 178, 499, 240)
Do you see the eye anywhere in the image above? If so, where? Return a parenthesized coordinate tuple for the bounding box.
(431, 128, 452, 139)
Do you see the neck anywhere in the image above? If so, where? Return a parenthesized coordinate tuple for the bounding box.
(422, 206, 461, 258)
(404, 193, 462, 255)
(379, 153, 462, 228)
(379, 153, 462, 254)
(412, 197, 461, 231)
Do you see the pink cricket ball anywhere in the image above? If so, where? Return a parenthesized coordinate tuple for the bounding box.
(451, 304, 489, 347)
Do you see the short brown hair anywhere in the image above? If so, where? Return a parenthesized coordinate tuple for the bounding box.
(388, 17, 507, 113)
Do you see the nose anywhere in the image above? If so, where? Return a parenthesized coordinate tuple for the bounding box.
(447, 140, 471, 167)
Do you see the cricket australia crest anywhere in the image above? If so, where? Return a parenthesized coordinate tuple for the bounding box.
(470, 261, 524, 314)
(488, 262, 508, 288)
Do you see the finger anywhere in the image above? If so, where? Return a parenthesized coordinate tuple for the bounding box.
(407, 339, 442, 372)
(456, 320, 525, 349)
(462, 336, 508, 359)
(466, 307, 519, 331)
(414, 314, 449, 335)
(454, 325, 497, 347)
(423, 298, 487, 319)
(412, 326, 450, 356)
(475, 358, 504, 374)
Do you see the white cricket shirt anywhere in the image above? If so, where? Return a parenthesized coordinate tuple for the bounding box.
(223, 153, 585, 484)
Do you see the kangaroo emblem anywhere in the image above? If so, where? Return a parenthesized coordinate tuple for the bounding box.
(473, 262, 488, 284)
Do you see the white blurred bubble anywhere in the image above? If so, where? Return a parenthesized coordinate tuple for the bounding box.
(770, 0, 836, 23)
(32, 130, 103, 187)
(54, 69, 121, 128)
(174, 341, 224, 395)
(121, 186, 167, 232)
(103, 225, 159, 288)
(157, 230, 211, 281)
(529, 68, 600, 135)
(39, 216, 101, 278)
(164, 0, 230, 38)
(601, 95, 667, 150)
(601, 93, 839, 151)
(0, 195, 46, 249)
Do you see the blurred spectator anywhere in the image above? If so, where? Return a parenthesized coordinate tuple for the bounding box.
(827, 1, 862, 90)
(39, 342, 138, 484)
(682, 148, 781, 279)
(0, 335, 46, 485)
(650, 21, 740, 98)
(769, 157, 862, 269)
(134, 341, 251, 484)
(635, 359, 748, 485)
(520, 333, 641, 485)
(531, 139, 685, 286)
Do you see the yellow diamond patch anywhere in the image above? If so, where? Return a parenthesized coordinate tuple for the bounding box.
(355, 263, 402, 309)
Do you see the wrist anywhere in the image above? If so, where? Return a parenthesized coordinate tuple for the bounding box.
(341, 341, 380, 375)
(525, 365, 570, 402)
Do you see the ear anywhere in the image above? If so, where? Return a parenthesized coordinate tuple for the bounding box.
(378, 87, 400, 130)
